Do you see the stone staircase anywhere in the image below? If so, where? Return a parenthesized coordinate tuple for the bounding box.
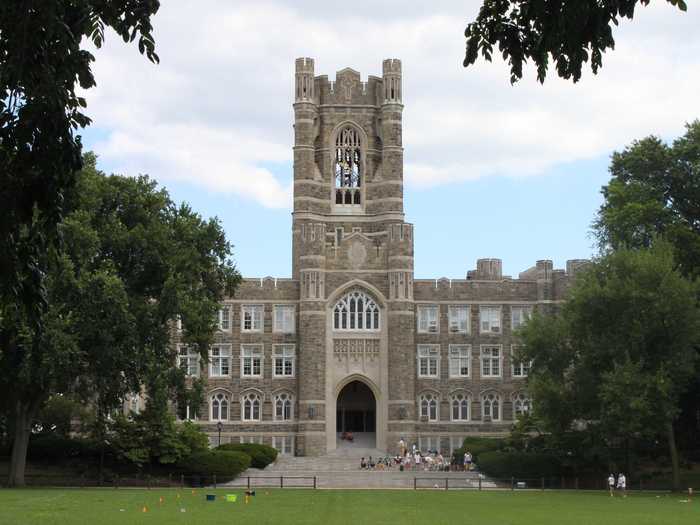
(265, 449, 387, 472)
(228, 446, 496, 489)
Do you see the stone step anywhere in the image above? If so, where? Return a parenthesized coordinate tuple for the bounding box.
(231, 451, 493, 489)
(227, 470, 493, 490)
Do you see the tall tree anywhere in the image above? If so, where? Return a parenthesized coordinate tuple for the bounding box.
(594, 119, 700, 468)
(519, 243, 700, 490)
(0, 154, 240, 486)
(464, 0, 688, 83)
(0, 4, 160, 477)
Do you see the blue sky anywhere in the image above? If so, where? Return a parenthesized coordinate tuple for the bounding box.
(84, 127, 610, 278)
(79, 1, 700, 279)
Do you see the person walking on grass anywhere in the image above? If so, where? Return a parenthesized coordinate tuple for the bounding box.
(616, 473, 627, 498)
(608, 473, 615, 497)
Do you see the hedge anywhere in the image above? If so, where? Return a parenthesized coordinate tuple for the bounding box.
(217, 443, 278, 469)
(452, 437, 504, 464)
(27, 435, 100, 461)
(177, 450, 251, 483)
(477, 451, 562, 479)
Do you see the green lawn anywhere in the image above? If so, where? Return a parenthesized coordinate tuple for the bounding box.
(0, 488, 698, 525)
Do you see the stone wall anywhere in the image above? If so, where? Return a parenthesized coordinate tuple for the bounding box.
(168, 58, 587, 457)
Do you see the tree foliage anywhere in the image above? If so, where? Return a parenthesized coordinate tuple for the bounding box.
(35, 395, 84, 438)
(594, 120, 700, 462)
(1, 0, 161, 487)
(1, 154, 240, 486)
(519, 243, 700, 489)
(464, 0, 687, 83)
(595, 120, 700, 279)
(0, 1, 161, 327)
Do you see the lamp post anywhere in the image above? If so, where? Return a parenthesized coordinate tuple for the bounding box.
(217, 421, 223, 447)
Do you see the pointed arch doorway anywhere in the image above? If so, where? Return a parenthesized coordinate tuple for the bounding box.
(336, 380, 376, 449)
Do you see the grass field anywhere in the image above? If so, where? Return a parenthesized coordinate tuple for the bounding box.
(0, 488, 698, 525)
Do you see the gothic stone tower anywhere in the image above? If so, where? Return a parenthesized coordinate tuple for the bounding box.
(175, 57, 586, 458)
(292, 58, 415, 454)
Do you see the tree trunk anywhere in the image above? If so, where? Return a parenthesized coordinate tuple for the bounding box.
(667, 420, 681, 492)
(8, 402, 33, 487)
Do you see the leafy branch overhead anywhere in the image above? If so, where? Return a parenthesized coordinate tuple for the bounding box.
(464, 0, 688, 83)
(0, 1, 161, 331)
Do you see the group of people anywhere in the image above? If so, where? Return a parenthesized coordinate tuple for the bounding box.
(359, 451, 452, 471)
(359, 438, 465, 472)
(360, 455, 398, 470)
(608, 473, 627, 497)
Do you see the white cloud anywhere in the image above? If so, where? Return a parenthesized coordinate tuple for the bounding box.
(82, 0, 700, 207)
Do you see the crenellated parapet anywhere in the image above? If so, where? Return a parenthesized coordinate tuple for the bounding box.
(316, 69, 383, 106)
(292, 58, 405, 219)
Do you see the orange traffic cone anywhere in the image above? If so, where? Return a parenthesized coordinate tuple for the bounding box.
(142, 506, 149, 513)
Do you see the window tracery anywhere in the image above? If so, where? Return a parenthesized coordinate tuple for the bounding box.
(334, 126, 362, 206)
(211, 392, 229, 421)
(242, 392, 261, 421)
(333, 289, 380, 331)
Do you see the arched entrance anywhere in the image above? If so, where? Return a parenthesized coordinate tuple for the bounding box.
(336, 380, 376, 448)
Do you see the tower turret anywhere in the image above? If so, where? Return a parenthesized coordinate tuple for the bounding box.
(382, 58, 402, 103)
(375, 58, 404, 215)
(295, 57, 315, 102)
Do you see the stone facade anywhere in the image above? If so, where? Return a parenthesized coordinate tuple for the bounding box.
(172, 58, 587, 457)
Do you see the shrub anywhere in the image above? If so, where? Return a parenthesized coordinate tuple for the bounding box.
(177, 421, 209, 456)
(217, 443, 278, 469)
(27, 435, 100, 461)
(452, 437, 505, 464)
(477, 451, 562, 479)
(178, 450, 250, 483)
(36, 395, 83, 438)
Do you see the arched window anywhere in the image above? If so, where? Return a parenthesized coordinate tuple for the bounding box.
(333, 289, 380, 331)
(242, 392, 261, 421)
(451, 393, 470, 421)
(512, 392, 531, 418)
(334, 126, 362, 206)
(211, 392, 229, 421)
(274, 393, 293, 421)
(419, 393, 439, 422)
(482, 392, 500, 421)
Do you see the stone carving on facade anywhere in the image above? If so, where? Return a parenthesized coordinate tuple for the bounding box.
(333, 338, 380, 373)
(348, 240, 367, 269)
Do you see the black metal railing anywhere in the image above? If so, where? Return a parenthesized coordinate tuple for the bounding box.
(413, 476, 692, 492)
(3, 473, 317, 489)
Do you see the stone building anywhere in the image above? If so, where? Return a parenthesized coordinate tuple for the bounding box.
(173, 58, 588, 457)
